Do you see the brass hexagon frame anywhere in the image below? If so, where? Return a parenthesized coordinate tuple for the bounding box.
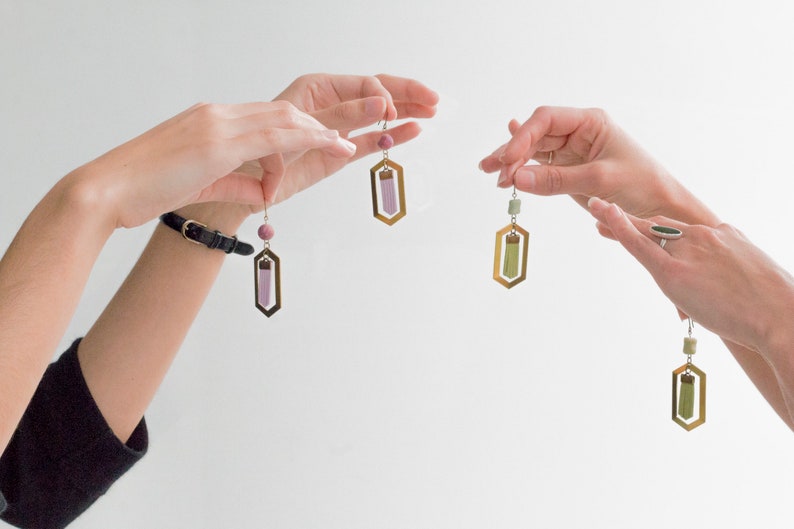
(369, 159, 406, 225)
(254, 248, 281, 317)
(493, 223, 529, 288)
(672, 363, 706, 431)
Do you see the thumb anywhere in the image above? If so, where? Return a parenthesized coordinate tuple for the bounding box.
(513, 161, 605, 197)
(259, 154, 286, 205)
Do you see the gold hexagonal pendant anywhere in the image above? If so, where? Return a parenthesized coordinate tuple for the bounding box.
(369, 159, 406, 225)
(254, 248, 281, 317)
(493, 223, 529, 288)
(672, 363, 706, 431)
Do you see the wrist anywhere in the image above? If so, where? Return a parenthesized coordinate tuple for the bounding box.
(658, 173, 722, 227)
(52, 168, 118, 240)
(173, 203, 250, 234)
(159, 211, 254, 256)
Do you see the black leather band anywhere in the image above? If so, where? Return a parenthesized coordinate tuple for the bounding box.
(159, 212, 254, 256)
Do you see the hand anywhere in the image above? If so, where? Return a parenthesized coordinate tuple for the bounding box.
(247, 73, 438, 206)
(479, 106, 719, 227)
(587, 196, 794, 354)
(69, 101, 356, 228)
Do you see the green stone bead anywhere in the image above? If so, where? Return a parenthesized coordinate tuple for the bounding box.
(683, 337, 697, 355)
(508, 199, 521, 215)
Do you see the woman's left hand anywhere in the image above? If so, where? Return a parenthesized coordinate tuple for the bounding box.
(238, 73, 438, 207)
(587, 196, 794, 356)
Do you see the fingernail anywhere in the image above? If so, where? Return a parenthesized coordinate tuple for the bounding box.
(323, 129, 340, 140)
(496, 169, 509, 187)
(587, 196, 605, 209)
(515, 170, 536, 190)
(478, 160, 484, 171)
(340, 138, 356, 153)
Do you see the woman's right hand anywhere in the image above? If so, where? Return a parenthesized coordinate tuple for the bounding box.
(479, 106, 720, 227)
(67, 101, 356, 229)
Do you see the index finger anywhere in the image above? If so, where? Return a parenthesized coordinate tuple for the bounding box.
(375, 74, 440, 105)
(500, 106, 591, 165)
(326, 74, 438, 120)
(375, 73, 439, 118)
(587, 197, 669, 276)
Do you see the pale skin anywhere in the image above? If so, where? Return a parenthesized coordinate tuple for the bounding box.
(0, 73, 439, 456)
(480, 106, 794, 431)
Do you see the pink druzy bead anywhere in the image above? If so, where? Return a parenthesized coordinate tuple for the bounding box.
(377, 133, 394, 150)
(257, 223, 275, 241)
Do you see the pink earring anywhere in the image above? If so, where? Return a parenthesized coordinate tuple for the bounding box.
(254, 202, 281, 317)
(369, 120, 406, 225)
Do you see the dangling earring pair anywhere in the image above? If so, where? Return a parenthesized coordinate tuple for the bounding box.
(254, 120, 409, 317)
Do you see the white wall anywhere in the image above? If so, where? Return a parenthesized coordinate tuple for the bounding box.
(2, 1, 794, 527)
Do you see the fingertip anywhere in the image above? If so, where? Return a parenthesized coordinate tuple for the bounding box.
(392, 120, 422, 143)
(514, 169, 536, 191)
(586, 197, 614, 224)
(323, 136, 357, 158)
(595, 221, 617, 241)
(498, 144, 519, 164)
(428, 88, 440, 105)
(385, 96, 399, 121)
(587, 196, 606, 210)
(341, 138, 357, 153)
(479, 156, 499, 173)
(496, 168, 511, 187)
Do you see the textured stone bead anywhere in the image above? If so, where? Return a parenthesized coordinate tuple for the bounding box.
(377, 133, 394, 150)
(508, 199, 521, 215)
(257, 223, 275, 241)
(683, 337, 697, 355)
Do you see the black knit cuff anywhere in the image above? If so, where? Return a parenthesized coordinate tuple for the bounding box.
(0, 338, 148, 528)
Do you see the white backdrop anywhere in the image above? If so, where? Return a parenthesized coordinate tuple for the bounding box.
(2, 1, 794, 528)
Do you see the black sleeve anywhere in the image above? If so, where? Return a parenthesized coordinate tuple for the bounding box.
(0, 339, 148, 528)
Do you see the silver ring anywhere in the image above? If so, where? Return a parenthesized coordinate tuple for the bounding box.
(650, 225, 682, 239)
(651, 225, 681, 250)
(548, 151, 554, 165)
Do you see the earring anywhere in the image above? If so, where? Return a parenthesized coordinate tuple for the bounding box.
(672, 318, 706, 430)
(254, 203, 281, 317)
(493, 186, 529, 288)
(369, 120, 406, 225)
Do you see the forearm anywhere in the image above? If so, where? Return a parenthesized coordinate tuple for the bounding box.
(750, 283, 794, 429)
(722, 338, 794, 431)
(77, 203, 250, 442)
(0, 174, 114, 454)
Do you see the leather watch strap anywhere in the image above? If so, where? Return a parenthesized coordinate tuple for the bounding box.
(159, 212, 254, 256)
